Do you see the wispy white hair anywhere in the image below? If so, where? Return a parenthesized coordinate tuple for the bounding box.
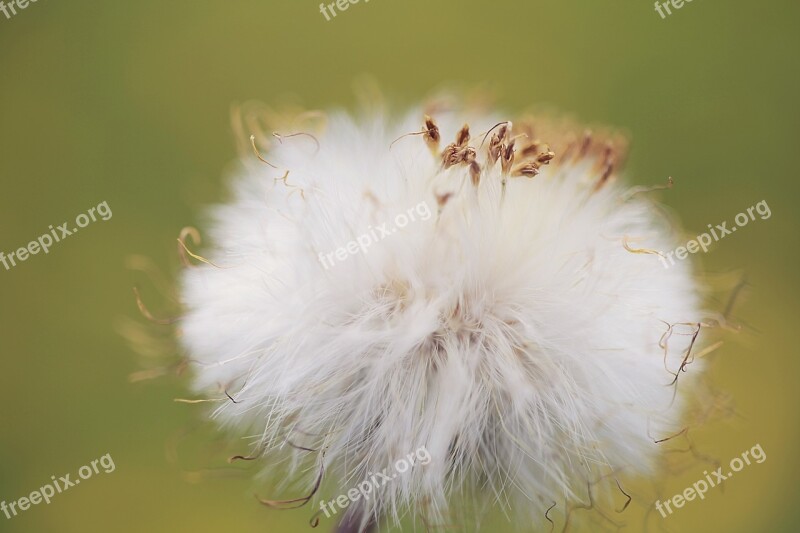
(179, 101, 704, 531)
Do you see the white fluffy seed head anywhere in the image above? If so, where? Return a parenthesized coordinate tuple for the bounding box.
(179, 101, 705, 529)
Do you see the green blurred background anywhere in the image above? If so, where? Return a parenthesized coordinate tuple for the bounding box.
(1, 1, 798, 531)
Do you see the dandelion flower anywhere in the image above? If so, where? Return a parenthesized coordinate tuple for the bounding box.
(179, 99, 705, 531)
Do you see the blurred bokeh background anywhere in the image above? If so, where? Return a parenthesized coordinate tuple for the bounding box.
(1, 1, 798, 531)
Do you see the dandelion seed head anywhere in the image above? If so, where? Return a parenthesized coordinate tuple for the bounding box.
(179, 99, 705, 529)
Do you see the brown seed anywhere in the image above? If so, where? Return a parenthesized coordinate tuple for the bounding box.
(496, 123, 510, 142)
(500, 140, 516, 174)
(462, 146, 477, 164)
(579, 130, 592, 158)
(469, 161, 481, 186)
(456, 124, 470, 147)
(594, 161, 615, 191)
(436, 191, 453, 208)
(537, 150, 556, 164)
(512, 162, 540, 178)
(520, 141, 541, 158)
(488, 135, 502, 165)
(441, 143, 460, 168)
(423, 115, 440, 151)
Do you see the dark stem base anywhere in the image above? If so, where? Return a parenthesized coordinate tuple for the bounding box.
(334, 505, 378, 533)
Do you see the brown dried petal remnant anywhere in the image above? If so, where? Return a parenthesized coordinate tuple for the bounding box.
(455, 124, 470, 146)
(423, 115, 440, 152)
(419, 114, 623, 208)
(500, 139, 516, 174)
(512, 162, 541, 178)
(469, 160, 482, 186)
